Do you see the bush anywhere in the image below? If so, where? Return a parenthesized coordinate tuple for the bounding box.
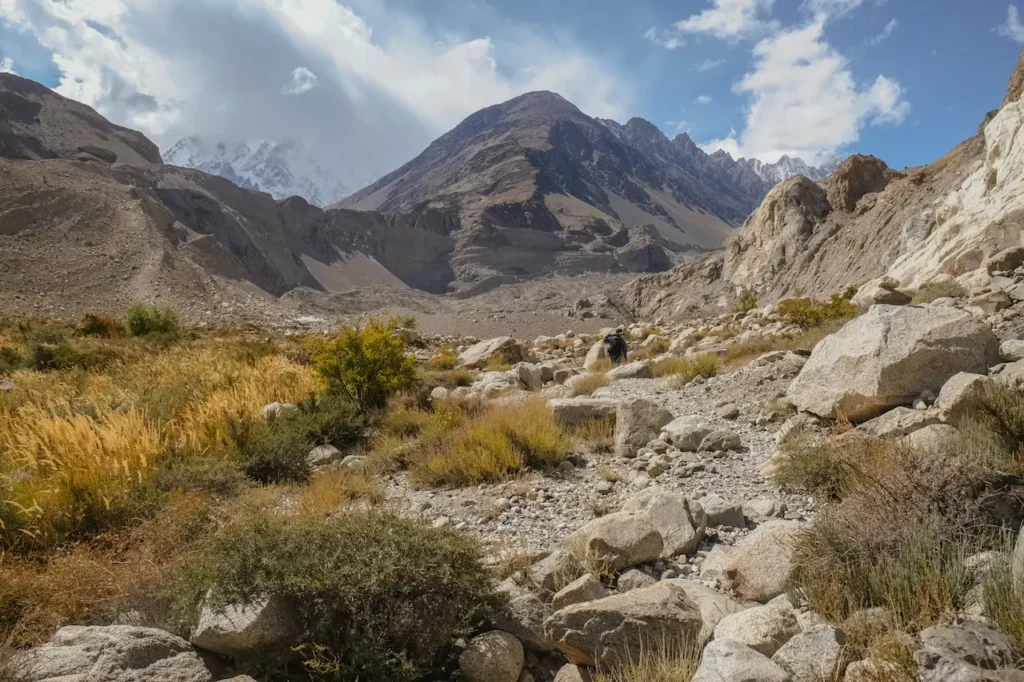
(911, 280, 967, 304)
(570, 372, 609, 396)
(79, 314, 124, 338)
(982, 544, 1024, 649)
(28, 342, 120, 371)
(777, 288, 858, 330)
(126, 304, 182, 338)
(650, 355, 720, 385)
(172, 511, 501, 681)
(734, 294, 759, 313)
(952, 382, 1024, 473)
(0, 346, 23, 375)
(426, 350, 459, 371)
(317, 318, 417, 411)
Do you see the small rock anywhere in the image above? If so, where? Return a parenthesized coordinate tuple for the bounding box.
(459, 630, 525, 682)
(617, 569, 657, 592)
(698, 430, 741, 452)
(552, 575, 608, 611)
(717, 403, 740, 420)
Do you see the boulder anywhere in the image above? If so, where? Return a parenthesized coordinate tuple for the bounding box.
(10, 626, 213, 682)
(901, 424, 960, 452)
(617, 569, 657, 592)
(566, 511, 663, 573)
(306, 444, 341, 467)
(516, 363, 544, 391)
(719, 520, 804, 603)
(459, 630, 525, 682)
(621, 488, 707, 557)
(666, 580, 748, 644)
(584, 341, 609, 371)
(937, 372, 992, 420)
(699, 430, 742, 452)
(543, 582, 702, 668)
(552, 575, 608, 612)
(691, 638, 792, 682)
(495, 578, 557, 651)
(824, 154, 898, 212)
(713, 603, 800, 657)
(191, 595, 298, 659)
(261, 402, 297, 418)
(852, 407, 942, 439)
(553, 664, 595, 682)
(1001, 339, 1024, 362)
(461, 337, 529, 369)
(984, 246, 1024, 273)
(431, 386, 450, 400)
(547, 398, 619, 428)
(851, 277, 912, 307)
(771, 625, 852, 681)
(699, 495, 745, 528)
(914, 621, 1024, 682)
(996, 359, 1024, 389)
(787, 305, 999, 422)
(662, 416, 715, 452)
(614, 399, 674, 458)
(606, 362, 654, 381)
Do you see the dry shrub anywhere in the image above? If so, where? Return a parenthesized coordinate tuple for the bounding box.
(982, 541, 1024, 650)
(426, 350, 459, 370)
(485, 355, 512, 372)
(651, 355, 720, 385)
(594, 636, 701, 682)
(570, 372, 609, 397)
(79, 314, 125, 339)
(572, 417, 616, 454)
(295, 468, 383, 519)
(595, 464, 622, 482)
(633, 338, 670, 360)
(722, 322, 840, 367)
(777, 288, 858, 330)
(410, 399, 570, 487)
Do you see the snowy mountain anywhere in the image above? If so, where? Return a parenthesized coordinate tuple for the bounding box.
(742, 154, 839, 184)
(163, 136, 371, 207)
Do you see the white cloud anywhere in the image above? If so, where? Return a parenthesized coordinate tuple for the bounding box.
(281, 66, 318, 95)
(695, 94, 713, 104)
(801, 0, 865, 19)
(676, 0, 779, 40)
(0, 0, 629, 182)
(867, 18, 898, 45)
(998, 5, 1024, 43)
(701, 19, 909, 164)
(695, 58, 726, 71)
(665, 119, 689, 134)
(644, 27, 685, 49)
(0, 57, 15, 74)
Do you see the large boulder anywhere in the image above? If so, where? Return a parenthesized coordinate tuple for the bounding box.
(543, 581, 702, 668)
(851, 276, 912, 307)
(494, 578, 557, 652)
(937, 372, 992, 420)
(566, 511, 663, 573)
(771, 625, 852, 682)
(662, 415, 715, 452)
(787, 305, 999, 422)
(666, 580, 748, 644)
(699, 495, 745, 529)
(691, 638, 792, 682)
(552, 575, 608, 612)
(824, 155, 899, 212)
(547, 398, 619, 428)
(606, 362, 654, 381)
(914, 621, 1024, 682)
(9, 626, 213, 682)
(459, 630, 524, 682)
(190, 595, 298, 659)
(614, 398, 674, 458)
(461, 337, 530, 369)
(516, 363, 544, 391)
(584, 341, 609, 371)
(852, 407, 942, 439)
(719, 520, 805, 603)
(713, 603, 800, 657)
(621, 488, 707, 557)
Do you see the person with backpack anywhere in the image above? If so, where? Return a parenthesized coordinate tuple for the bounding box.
(604, 327, 628, 366)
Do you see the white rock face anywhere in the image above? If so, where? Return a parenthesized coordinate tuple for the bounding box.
(787, 305, 999, 422)
(887, 93, 1024, 288)
(191, 595, 298, 659)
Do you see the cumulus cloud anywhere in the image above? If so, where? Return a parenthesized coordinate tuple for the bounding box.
(695, 95, 713, 104)
(281, 66, 318, 95)
(0, 0, 629, 184)
(644, 27, 685, 49)
(701, 19, 909, 164)
(695, 58, 726, 71)
(999, 5, 1024, 43)
(868, 18, 898, 45)
(676, 0, 779, 40)
(801, 0, 865, 19)
(0, 57, 15, 74)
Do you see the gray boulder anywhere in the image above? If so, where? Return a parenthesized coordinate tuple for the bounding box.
(552, 574, 608, 612)
(662, 415, 715, 452)
(459, 630, 525, 682)
(713, 603, 800, 657)
(516, 363, 544, 391)
(691, 639, 792, 682)
(566, 511, 663, 573)
(666, 580, 748, 644)
(901, 423, 960, 452)
(614, 399, 674, 458)
(606, 362, 654, 381)
(853, 407, 942, 439)
(495, 578, 556, 652)
(191, 595, 298, 659)
(10, 626, 213, 682)
(719, 520, 804, 603)
(460, 337, 529, 369)
(914, 621, 1024, 682)
(700, 495, 745, 528)
(699, 430, 743, 452)
(584, 341, 609, 371)
(617, 569, 657, 592)
(547, 398, 619, 428)
(621, 488, 707, 557)
(306, 444, 341, 467)
(1000, 339, 1024, 362)
(787, 305, 999, 422)
(553, 664, 595, 682)
(937, 372, 992, 420)
(543, 581, 702, 668)
(771, 625, 852, 681)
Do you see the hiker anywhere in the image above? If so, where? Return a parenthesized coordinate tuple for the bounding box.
(604, 328, 628, 366)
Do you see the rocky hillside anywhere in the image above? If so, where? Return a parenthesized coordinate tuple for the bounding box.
(623, 49, 1024, 321)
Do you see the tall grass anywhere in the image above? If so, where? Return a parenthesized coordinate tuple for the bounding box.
(650, 355, 720, 385)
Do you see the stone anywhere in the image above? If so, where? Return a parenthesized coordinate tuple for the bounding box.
(699, 430, 742, 452)
(937, 372, 993, 420)
(553, 664, 595, 682)
(516, 363, 544, 391)
(852, 407, 942, 439)
(547, 398, 619, 428)
(691, 638, 792, 682)
(1001, 339, 1024, 362)
(564, 373, 604, 396)
(843, 659, 904, 682)
(306, 444, 341, 467)
(787, 305, 999, 422)
(996, 359, 1024, 389)
(613, 398, 674, 458)
(459, 630, 524, 682)
(747, 499, 788, 520)
(553, 369, 573, 384)
(621, 488, 707, 557)
(662, 416, 715, 452)
(713, 603, 800, 657)
(10, 625, 213, 682)
(699, 495, 745, 528)
(914, 621, 1024, 682)
(666, 580, 748, 644)
(460, 337, 530, 369)
(191, 595, 298, 659)
(566, 511, 663, 573)
(431, 386, 450, 400)
(339, 454, 365, 468)
(260, 402, 297, 417)
(824, 154, 899, 213)
(972, 290, 1013, 314)
(771, 625, 852, 682)
(901, 423, 960, 452)
(584, 341, 609, 371)
(717, 403, 740, 420)
(851, 276, 912, 306)
(552, 575, 608, 612)
(617, 569, 657, 592)
(495, 578, 556, 652)
(606, 361, 654, 381)
(984, 246, 1024, 273)
(543, 582, 702, 668)
(720, 520, 804, 603)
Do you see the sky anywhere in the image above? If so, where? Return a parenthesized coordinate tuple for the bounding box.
(0, 0, 1022, 175)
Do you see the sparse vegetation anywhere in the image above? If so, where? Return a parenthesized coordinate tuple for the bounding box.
(126, 303, 182, 339)
(721, 322, 840, 366)
(570, 371, 609, 396)
(594, 637, 701, 682)
(634, 337, 670, 360)
(426, 350, 459, 370)
(572, 417, 617, 454)
(484, 355, 513, 372)
(911, 280, 967, 304)
(650, 354, 720, 386)
(734, 294, 759, 313)
(777, 287, 858, 330)
(79, 313, 125, 338)
(316, 317, 417, 411)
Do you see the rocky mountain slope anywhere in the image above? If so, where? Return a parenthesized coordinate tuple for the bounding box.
(164, 135, 370, 207)
(623, 50, 1024, 321)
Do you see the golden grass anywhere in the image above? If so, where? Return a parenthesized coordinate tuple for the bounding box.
(650, 355, 720, 386)
(484, 355, 513, 372)
(721, 322, 841, 367)
(572, 417, 616, 454)
(594, 637, 702, 682)
(570, 372, 609, 397)
(295, 469, 383, 518)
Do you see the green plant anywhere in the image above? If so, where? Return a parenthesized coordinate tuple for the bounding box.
(778, 288, 858, 331)
(316, 318, 417, 411)
(427, 350, 459, 371)
(734, 294, 759, 313)
(171, 511, 501, 682)
(79, 314, 124, 338)
(952, 382, 1024, 473)
(982, 545, 1024, 649)
(911, 281, 967, 305)
(0, 346, 23, 375)
(126, 304, 182, 338)
(28, 342, 120, 371)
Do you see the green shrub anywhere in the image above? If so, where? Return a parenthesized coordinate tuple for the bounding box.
(28, 342, 120, 371)
(126, 304, 182, 338)
(172, 511, 501, 681)
(79, 314, 124, 338)
(0, 347, 23, 375)
(317, 318, 417, 411)
(778, 288, 858, 330)
(734, 294, 759, 313)
(911, 280, 967, 304)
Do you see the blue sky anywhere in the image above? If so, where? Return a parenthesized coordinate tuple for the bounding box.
(1, 0, 1022, 172)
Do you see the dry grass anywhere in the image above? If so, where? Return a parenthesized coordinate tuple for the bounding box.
(650, 355, 720, 386)
(595, 464, 622, 482)
(594, 637, 701, 682)
(295, 468, 383, 518)
(484, 355, 513, 372)
(633, 338, 670, 360)
(571, 417, 616, 453)
(426, 350, 458, 370)
(911, 280, 967, 304)
(721, 322, 840, 367)
(570, 372, 609, 397)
